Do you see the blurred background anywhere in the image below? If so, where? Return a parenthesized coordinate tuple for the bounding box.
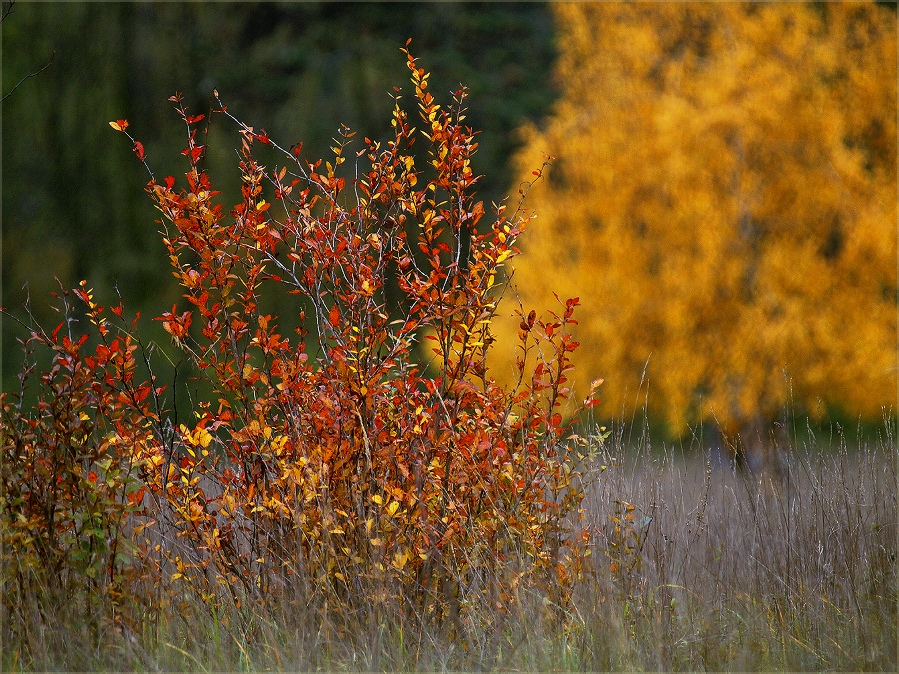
(2, 0, 558, 391)
(3, 1, 896, 441)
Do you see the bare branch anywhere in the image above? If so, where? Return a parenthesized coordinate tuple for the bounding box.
(0, 1, 15, 25)
(2, 50, 55, 103)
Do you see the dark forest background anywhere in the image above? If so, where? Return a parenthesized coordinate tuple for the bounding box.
(2, 1, 558, 393)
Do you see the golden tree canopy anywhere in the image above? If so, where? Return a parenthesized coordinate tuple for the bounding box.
(494, 2, 897, 434)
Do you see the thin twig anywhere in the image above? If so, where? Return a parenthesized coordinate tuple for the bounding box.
(0, 1, 15, 24)
(2, 50, 55, 103)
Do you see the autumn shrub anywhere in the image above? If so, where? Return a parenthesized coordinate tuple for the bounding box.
(1, 46, 597, 664)
(0, 286, 161, 663)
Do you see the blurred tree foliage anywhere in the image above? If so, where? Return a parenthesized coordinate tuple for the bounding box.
(493, 1, 897, 435)
(2, 1, 557, 391)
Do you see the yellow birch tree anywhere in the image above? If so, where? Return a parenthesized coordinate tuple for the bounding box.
(494, 2, 897, 439)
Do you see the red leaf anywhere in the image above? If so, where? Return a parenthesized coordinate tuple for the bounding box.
(182, 145, 205, 161)
(133, 140, 145, 160)
(133, 386, 152, 404)
(127, 487, 146, 506)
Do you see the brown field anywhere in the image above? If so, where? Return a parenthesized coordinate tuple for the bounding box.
(6, 420, 895, 672)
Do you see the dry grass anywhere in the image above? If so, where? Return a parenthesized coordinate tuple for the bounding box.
(3, 419, 896, 672)
(570, 418, 897, 671)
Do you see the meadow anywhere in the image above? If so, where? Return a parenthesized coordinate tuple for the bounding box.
(4, 418, 895, 672)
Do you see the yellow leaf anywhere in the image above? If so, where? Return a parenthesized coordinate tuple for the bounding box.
(197, 428, 212, 448)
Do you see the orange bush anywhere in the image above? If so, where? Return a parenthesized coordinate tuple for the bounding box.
(2, 47, 596, 644)
(0, 283, 160, 629)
